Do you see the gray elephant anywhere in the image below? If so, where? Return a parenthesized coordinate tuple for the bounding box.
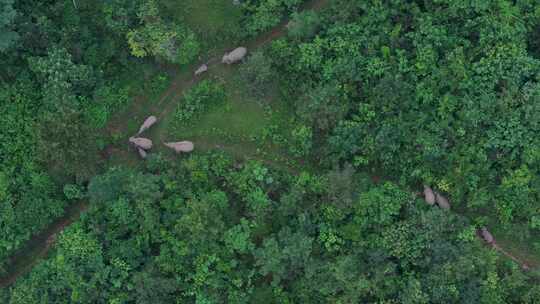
(434, 191, 451, 210)
(137, 116, 157, 135)
(195, 64, 208, 76)
(423, 185, 436, 205)
(222, 47, 247, 64)
(164, 141, 194, 153)
(129, 137, 153, 150)
(480, 227, 494, 244)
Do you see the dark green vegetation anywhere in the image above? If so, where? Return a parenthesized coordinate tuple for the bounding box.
(4, 155, 540, 303)
(1, 0, 540, 302)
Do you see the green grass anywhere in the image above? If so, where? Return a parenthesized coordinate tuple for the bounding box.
(143, 60, 308, 171)
(171, 97, 267, 141)
(163, 86, 281, 157)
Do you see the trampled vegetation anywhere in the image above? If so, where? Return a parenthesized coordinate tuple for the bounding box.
(1, 0, 539, 302)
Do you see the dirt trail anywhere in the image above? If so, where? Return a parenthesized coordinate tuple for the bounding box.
(0, 0, 330, 289)
(0, 201, 87, 288)
(492, 243, 532, 271)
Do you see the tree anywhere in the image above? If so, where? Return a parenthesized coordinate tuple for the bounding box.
(127, 0, 200, 64)
(287, 10, 321, 40)
(240, 0, 304, 35)
(28, 47, 94, 112)
(0, 0, 18, 52)
(37, 109, 100, 182)
(236, 50, 277, 99)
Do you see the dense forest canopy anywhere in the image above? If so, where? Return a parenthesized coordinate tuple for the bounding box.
(1, 0, 539, 303)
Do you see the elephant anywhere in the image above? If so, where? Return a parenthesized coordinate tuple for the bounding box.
(434, 191, 451, 210)
(164, 141, 194, 153)
(129, 137, 153, 150)
(222, 47, 247, 64)
(423, 185, 436, 205)
(137, 116, 157, 135)
(480, 227, 494, 244)
(137, 147, 147, 159)
(195, 64, 208, 76)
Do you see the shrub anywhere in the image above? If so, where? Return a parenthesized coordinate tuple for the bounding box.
(241, 0, 304, 36)
(127, 1, 200, 64)
(85, 84, 130, 129)
(290, 124, 313, 157)
(174, 80, 226, 123)
(287, 10, 321, 40)
(63, 184, 85, 200)
(149, 73, 170, 98)
(236, 50, 277, 100)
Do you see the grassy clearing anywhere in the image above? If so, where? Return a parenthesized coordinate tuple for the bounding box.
(149, 61, 305, 171)
(168, 92, 267, 142)
(103, 61, 303, 172)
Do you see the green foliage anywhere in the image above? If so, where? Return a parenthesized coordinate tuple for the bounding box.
(4, 154, 539, 303)
(2, 1, 540, 303)
(241, 0, 304, 36)
(0, 0, 18, 52)
(289, 124, 312, 157)
(296, 83, 352, 133)
(267, 0, 540, 234)
(224, 218, 255, 254)
(127, 0, 200, 64)
(85, 83, 130, 129)
(63, 184, 84, 200)
(37, 110, 100, 181)
(287, 10, 321, 40)
(236, 50, 277, 99)
(148, 73, 170, 98)
(28, 47, 95, 112)
(0, 82, 66, 264)
(88, 167, 161, 204)
(173, 80, 226, 123)
(353, 182, 409, 232)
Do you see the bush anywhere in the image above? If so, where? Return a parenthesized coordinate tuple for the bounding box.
(63, 184, 85, 200)
(287, 10, 321, 40)
(127, 1, 200, 64)
(149, 73, 170, 98)
(290, 124, 313, 157)
(241, 0, 304, 36)
(174, 80, 226, 123)
(237, 50, 277, 100)
(86, 84, 130, 129)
